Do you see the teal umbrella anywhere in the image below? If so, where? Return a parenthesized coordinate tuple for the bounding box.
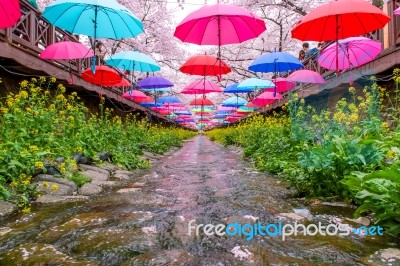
(237, 78, 275, 90)
(105, 51, 160, 72)
(221, 97, 247, 107)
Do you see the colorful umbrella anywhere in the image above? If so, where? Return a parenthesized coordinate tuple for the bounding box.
(317, 37, 382, 70)
(174, 3, 266, 47)
(395, 7, 400, 15)
(248, 52, 303, 73)
(287, 70, 325, 84)
(189, 98, 214, 106)
(43, 0, 143, 39)
(138, 76, 174, 89)
(109, 78, 130, 87)
(157, 96, 181, 104)
(39, 41, 94, 60)
(182, 79, 222, 94)
(81, 65, 122, 86)
(252, 91, 283, 107)
(105, 51, 160, 72)
(267, 78, 296, 93)
(0, 0, 21, 28)
(291, 0, 390, 73)
(221, 97, 247, 107)
(179, 55, 231, 77)
(224, 83, 253, 93)
(238, 78, 275, 90)
(122, 89, 147, 101)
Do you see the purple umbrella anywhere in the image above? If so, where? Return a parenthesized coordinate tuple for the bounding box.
(318, 37, 382, 70)
(287, 70, 325, 84)
(138, 76, 174, 89)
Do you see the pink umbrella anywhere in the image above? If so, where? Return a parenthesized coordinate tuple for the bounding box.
(174, 4, 266, 47)
(182, 79, 222, 94)
(252, 91, 283, 107)
(190, 98, 214, 106)
(122, 90, 147, 101)
(218, 106, 236, 111)
(266, 78, 296, 93)
(287, 70, 325, 84)
(395, 7, 400, 15)
(317, 37, 382, 70)
(39, 41, 94, 60)
(0, 0, 21, 28)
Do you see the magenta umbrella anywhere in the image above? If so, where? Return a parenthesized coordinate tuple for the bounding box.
(266, 78, 296, 93)
(317, 37, 381, 70)
(0, 0, 21, 28)
(122, 89, 147, 101)
(182, 79, 222, 94)
(174, 3, 266, 47)
(287, 70, 325, 84)
(39, 41, 94, 60)
(395, 7, 400, 15)
(252, 91, 283, 107)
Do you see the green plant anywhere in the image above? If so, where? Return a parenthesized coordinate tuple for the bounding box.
(66, 172, 91, 187)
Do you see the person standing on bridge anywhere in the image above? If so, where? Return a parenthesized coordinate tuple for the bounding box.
(95, 41, 107, 65)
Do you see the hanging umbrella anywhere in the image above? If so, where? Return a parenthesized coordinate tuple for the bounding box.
(179, 55, 231, 77)
(140, 101, 162, 107)
(317, 37, 382, 70)
(221, 97, 247, 107)
(81, 65, 122, 86)
(105, 51, 160, 72)
(252, 91, 283, 107)
(43, 0, 143, 39)
(122, 89, 147, 101)
(266, 78, 296, 93)
(395, 7, 400, 15)
(287, 70, 325, 84)
(237, 78, 275, 90)
(39, 41, 94, 60)
(224, 83, 253, 93)
(43, 0, 143, 73)
(248, 52, 303, 73)
(138, 76, 174, 89)
(157, 96, 181, 104)
(290, 0, 390, 73)
(140, 87, 171, 92)
(182, 79, 222, 94)
(189, 98, 214, 106)
(0, 0, 21, 28)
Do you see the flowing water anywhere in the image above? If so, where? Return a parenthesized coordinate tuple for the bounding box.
(0, 135, 398, 265)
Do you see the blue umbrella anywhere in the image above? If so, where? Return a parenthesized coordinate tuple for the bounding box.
(140, 87, 171, 92)
(237, 78, 275, 90)
(43, 0, 143, 39)
(224, 83, 254, 93)
(248, 52, 303, 73)
(139, 76, 174, 89)
(174, 111, 192, 115)
(157, 96, 181, 104)
(105, 51, 160, 72)
(140, 102, 162, 107)
(221, 97, 247, 107)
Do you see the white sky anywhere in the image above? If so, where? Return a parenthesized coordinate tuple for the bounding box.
(167, 0, 219, 24)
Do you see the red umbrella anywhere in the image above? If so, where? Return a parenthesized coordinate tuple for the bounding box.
(180, 55, 231, 77)
(109, 78, 131, 87)
(190, 98, 214, 106)
(0, 0, 21, 28)
(81, 66, 122, 86)
(291, 0, 390, 73)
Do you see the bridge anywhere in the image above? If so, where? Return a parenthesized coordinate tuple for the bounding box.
(1, 0, 400, 119)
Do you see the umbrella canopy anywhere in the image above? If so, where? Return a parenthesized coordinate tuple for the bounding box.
(157, 96, 181, 104)
(291, 0, 390, 42)
(174, 3, 266, 46)
(221, 97, 247, 107)
(266, 78, 296, 93)
(122, 89, 147, 101)
(395, 7, 400, 15)
(287, 70, 325, 84)
(140, 101, 162, 107)
(238, 78, 275, 90)
(248, 52, 303, 73)
(252, 91, 283, 107)
(0, 0, 21, 28)
(81, 65, 122, 86)
(317, 37, 382, 70)
(105, 51, 160, 72)
(43, 0, 143, 39)
(39, 41, 94, 60)
(179, 55, 231, 76)
(189, 98, 214, 106)
(224, 83, 253, 93)
(182, 79, 222, 94)
(138, 76, 173, 89)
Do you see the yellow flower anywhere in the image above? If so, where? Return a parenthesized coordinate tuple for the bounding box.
(51, 184, 59, 191)
(42, 181, 49, 188)
(34, 161, 44, 169)
(386, 150, 396, 159)
(50, 77, 56, 83)
(20, 80, 28, 88)
(31, 78, 37, 83)
(29, 145, 39, 151)
(39, 76, 46, 83)
(71, 92, 77, 97)
(19, 90, 29, 99)
(349, 87, 356, 93)
(0, 107, 8, 114)
(22, 207, 31, 214)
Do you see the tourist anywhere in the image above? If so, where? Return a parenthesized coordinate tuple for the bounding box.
(95, 41, 107, 65)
